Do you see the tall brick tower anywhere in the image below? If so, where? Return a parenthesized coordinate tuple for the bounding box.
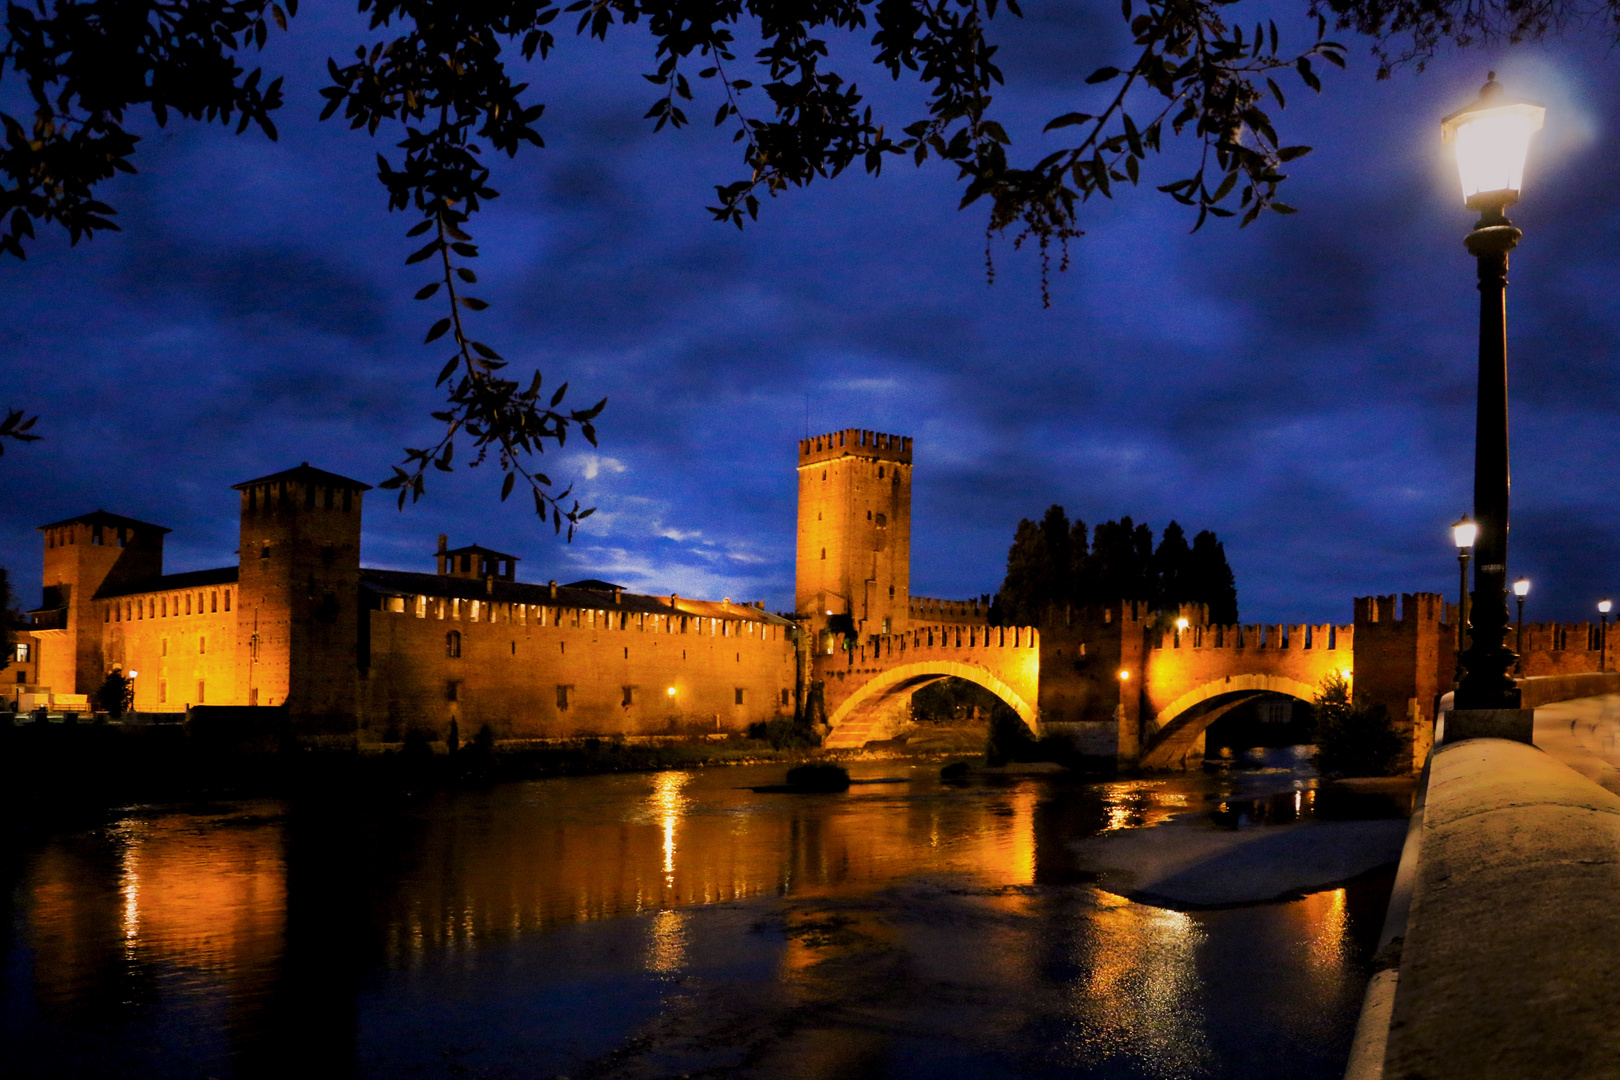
(796, 429, 912, 638)
(232, 464, 370, 729)
(33, 511, 168, 694)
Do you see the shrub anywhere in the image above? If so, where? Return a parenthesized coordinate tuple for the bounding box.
(747, 717, 818, 750)
(94, 671, 133, 718)
(1311, 673, 1406, 778)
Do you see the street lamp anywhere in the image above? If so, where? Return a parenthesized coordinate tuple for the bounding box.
(1512, 578, 1530, 672)
(1600, 601, 1612, 673)
(1452, 515, 1476, 689)
(1442, 74, 1544, 714)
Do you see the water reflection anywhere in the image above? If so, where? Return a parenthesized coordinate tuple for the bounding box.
(3, 762, 1394, 1079)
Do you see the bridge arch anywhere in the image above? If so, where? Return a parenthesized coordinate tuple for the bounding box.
(824, 661, 1039, 748)
(1140, 673, 1323, 771)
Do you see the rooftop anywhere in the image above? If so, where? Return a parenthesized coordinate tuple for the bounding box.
(232, 462, 373, 492)
(37, 510, 171, 534)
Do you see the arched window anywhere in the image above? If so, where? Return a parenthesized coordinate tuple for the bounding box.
(446, 630, 462, 658)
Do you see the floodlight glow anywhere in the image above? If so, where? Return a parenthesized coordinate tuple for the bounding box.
(1118, 669, 1130, 681)
(1175, 618, 1189, 631)
(666, 686, 677, 696)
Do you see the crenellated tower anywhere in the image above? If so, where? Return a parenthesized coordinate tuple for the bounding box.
(796, 429, 912, 639)
(232, 464, 370, 728)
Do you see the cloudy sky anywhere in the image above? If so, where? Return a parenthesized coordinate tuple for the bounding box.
(3, 5, 1619, 626)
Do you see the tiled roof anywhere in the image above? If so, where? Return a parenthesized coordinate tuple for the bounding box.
(94, 566, 240, 600)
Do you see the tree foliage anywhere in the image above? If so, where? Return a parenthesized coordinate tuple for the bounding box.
(1310, 671, 1405, 777)
(0, 567, 14, 675)
(0, 0, 1588, 500)
(991, 504, 1237, 624)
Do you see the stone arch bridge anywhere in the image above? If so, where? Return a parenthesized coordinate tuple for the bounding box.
(818, 623, 1040, 749)
(818, 609, 1359, 768)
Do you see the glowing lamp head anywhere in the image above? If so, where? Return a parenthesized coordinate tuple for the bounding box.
(1601, 601, 1613, 616)
(1175, 617, 1189, 631)
(1118, 669, 1130, 681)
(666, 686, 677, 696)
(1452, 516, 1478, 551)
(1340, 668, 1353, 681)
(1441, 73, 1544, 212)
(1513, 578, 1531, 598)
(127, 670, 138, 679)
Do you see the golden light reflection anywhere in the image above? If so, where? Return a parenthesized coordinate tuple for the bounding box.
(1062, 892, 1212, 1075)
(651, 771, 690, 886)
(1098, 782, 1187, 832)
(646, 908, 687, 974)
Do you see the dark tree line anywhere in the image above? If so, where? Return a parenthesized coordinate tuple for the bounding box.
(990, 505, 1237, 626)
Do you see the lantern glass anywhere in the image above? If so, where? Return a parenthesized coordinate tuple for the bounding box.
(1600, 601, 1613, 615)
(1441, 76, 1544, 210)
(1513, 578, 1531, 598)
(1452, 519, 1478, 550)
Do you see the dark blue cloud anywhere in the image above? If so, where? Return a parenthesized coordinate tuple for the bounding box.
(3, 13, 1620, 629)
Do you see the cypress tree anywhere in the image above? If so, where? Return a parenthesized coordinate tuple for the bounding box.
(1188, 530, 1239, 624)
(1154, 522, 1192, 612)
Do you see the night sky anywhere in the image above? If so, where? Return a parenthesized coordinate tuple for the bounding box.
(4, 7, 1619, 627)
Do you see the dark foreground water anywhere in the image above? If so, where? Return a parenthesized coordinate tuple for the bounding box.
(1, 751, 1399, 1080)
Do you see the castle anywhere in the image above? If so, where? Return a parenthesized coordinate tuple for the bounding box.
(11, 433, 1617, 767)
(12, 464, 797, 738)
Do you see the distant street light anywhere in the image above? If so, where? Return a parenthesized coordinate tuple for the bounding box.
(1452, 515, 1477, 690)
(1513, 578, 1530, 672)
(1600, 601, 1612, 672)
(1442, 74, 1544, 711)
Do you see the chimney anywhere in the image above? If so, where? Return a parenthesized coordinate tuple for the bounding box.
(613, 588, 622, 605)
(438, 534, 448, 553)
(549, 580, 557, 600)
(485, 575, 494, 595)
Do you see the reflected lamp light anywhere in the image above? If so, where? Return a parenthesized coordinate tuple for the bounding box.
(1441, 73, 1545, 212)
(1513, 578, 1531, 598)
(1452, 516, 1478, 550)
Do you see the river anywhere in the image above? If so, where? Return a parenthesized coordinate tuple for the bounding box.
(1, 750, 1403, 1079)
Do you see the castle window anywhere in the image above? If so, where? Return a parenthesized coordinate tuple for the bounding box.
(305, 483, 315, 509)
(223, 590, 231, 612)
(867, 510, 871, 520)
(460, 554, 471, 573)
(470, 600, 480, 622)
(452, 599, 462, 619)
(571, 609, 580, 628)
(878, 466, 885, 478)
(556, 685, 572, 710)
(734, 688, 745, 705)
(446, 680, 459, 702)
(162, 638, 168, 656)
(324, 486, 334, 509)
(510, 641, 516, 655)
(387, 596, 405, 614)
(342, 487, 351, 512)
(820, 548, 826, 560)
(185, 595, 192, 615)
(261, 543, 270, 560)
(92, 525, 103, 546)
(104, 607, 110, 624)
(875, 514, 887, 528)
(415, 595, 426, 618)
(781, 689, 791, 707)
(821, 471, 826, 480)
(446, 631, 462, 658)
(159, 679, 167, 703)
(622, 685, 638, 707)
(210, 591, 217, 613)
(199, 636, 206, 655)
(196, 680, 205, 704)
(14, 642, 28, 662)
(161, 598, 168, 617)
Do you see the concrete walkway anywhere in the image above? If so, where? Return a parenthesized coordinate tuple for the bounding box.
(1533, 692, 1620, 796)
(1367, 697, 1620, 1080)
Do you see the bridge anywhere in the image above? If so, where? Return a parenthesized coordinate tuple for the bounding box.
(1132, 619, 1355, 768)
(817, 623, 1040, 749)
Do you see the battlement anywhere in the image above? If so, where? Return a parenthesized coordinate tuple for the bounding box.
(798, 428, 912, 466)
(908, 595, 990, 625)
(1150, 623, 1352, 651)
(1354, 592, 1447, 627)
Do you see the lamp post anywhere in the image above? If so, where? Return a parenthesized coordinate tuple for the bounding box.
(1512, 578, 1530, 673)
(1452, 515, 1477, 689)
(1600, 601, 1612, 672)
(1442, 73, 1544, 713)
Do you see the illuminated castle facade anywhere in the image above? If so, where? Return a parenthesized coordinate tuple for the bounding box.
(15, 464, 797, 737)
